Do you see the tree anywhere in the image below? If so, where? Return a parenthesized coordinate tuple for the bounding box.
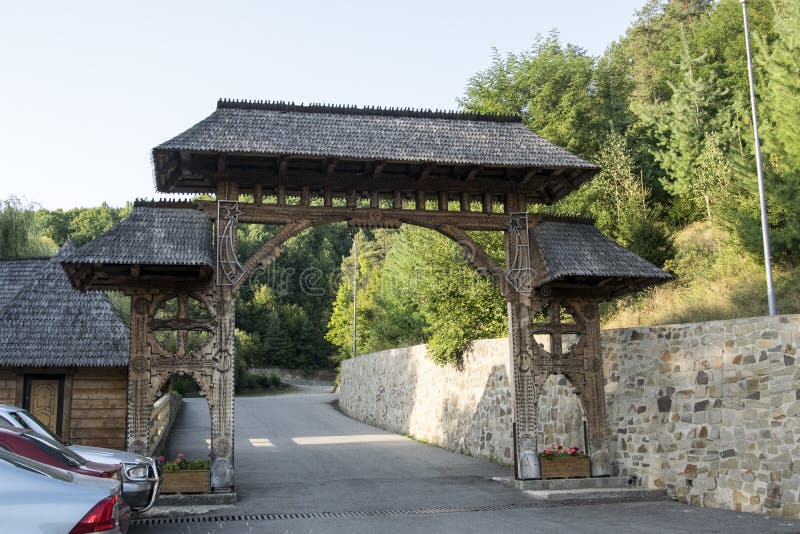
(696, 132, 733, 220)
(725, 0, 800, 258)
(0, 197, 56, 258)
(641, 33, 731, 223)
(459, 32, 610, 159)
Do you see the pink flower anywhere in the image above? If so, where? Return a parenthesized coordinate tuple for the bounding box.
(544, 448, 551, 454)
(157, 456, 165, 463)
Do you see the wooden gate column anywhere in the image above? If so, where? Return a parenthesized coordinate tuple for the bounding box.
(507, 292, 541, 479)
(127, 293, 154, 455)
(573, 300, 611, 476)
(209, 283, 236, 491)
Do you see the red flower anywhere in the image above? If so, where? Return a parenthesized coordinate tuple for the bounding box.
(557, 445, 563, 450)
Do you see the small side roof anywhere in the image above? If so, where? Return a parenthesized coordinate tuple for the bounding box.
(62, 204, 214, 290)
(0, 244, 129, 367)
(530, 220, 673, 297)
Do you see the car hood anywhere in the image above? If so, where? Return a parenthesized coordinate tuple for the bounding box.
(70, 444, 150, 465)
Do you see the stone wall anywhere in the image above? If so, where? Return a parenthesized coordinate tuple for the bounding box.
(338, 314, 800, 518)
(250, 367, 336, 386)
(339, 339, 515, 465)
(604, 314, 800, 517)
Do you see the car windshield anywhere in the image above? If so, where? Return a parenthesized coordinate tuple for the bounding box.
(13, 410, 65, 444)
(21, 432, 86, 467)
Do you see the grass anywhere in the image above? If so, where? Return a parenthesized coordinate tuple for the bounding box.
(602, 221, 800, 329)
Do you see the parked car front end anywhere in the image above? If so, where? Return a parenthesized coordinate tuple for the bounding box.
(0, 403, 161, 512)
(72, 444, 162, 511)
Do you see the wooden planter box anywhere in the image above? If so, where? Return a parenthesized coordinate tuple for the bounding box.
(539, 456, 590, 479)
(161, 470, 210, 494)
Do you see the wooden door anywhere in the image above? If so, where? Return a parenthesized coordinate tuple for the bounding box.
(24, 376, 64, 436)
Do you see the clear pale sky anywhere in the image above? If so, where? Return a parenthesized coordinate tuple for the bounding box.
(0, 1, 644, 210)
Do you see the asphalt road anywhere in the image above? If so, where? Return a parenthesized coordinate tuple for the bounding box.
(135, 391, 799, 534)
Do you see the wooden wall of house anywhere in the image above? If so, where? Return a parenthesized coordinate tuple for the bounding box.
(69, 368, 128, 450)
(0, 369, 16, 405)
(0, 367, 128, 451)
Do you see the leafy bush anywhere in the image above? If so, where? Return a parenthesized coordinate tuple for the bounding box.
(159, 452, 210, 472)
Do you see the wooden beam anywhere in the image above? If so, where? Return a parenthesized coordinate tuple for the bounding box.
(521, 169, 536, 185)
(254, 183, 263, 205)
(393, 190, 402, 209)
(370, 191, 379, 209)
(460, 192, 470, 212)
(419, 165, 434, 182)
(196, 200, 515, 230)
(148, 318, 215, 332)
(326, 159, 337, 178)
(373, 161, 386, 180)
(438, 191, 448, 212)
(416, 190, 426, 210)
(465, 166, 482, 182)
(482, 192, 492, 214)
(301, 185, 310, 206)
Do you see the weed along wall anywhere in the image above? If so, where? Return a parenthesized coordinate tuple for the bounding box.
(337, 314, 800, 518)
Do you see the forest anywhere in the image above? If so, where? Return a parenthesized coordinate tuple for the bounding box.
(2, 0, 798, 370)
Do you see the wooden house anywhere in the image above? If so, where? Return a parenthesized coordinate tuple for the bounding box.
(0, 242, 129, 449)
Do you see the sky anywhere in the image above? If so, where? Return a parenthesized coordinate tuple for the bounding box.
(0, 0, 645, 210)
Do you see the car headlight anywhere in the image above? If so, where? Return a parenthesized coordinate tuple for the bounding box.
(125, 464, 150, 480)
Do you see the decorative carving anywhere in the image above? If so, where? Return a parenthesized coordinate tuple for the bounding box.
(506, 212, 534, 293)
(216, 200, 245, 286)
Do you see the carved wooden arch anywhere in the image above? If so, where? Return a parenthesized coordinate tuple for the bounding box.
(232, 216, 507, 296)
(236, 219, 315, 290)
(149, 367, 212, 404)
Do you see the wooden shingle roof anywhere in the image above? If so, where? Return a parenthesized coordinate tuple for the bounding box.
(156, 100, 596, 168)
(62, 205, 214, 290)
(0, 258, 47, 311)
(0, 243, 129, 367)
(531, 220, 673, 295)
(63, 206, 213, 267)
(152, 99, 599, 200)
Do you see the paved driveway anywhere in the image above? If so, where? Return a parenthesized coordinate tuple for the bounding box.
(135, 392, 799, 533)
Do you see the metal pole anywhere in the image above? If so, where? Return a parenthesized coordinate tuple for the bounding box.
(352, 234, 358, 358)
(741, 0, 777, 316)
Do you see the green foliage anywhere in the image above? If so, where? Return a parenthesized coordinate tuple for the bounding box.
(327, 227, 506, 366)
(162, 455, 210, 472)
(36, 203, 131, 247)
(0, 197, 57, 258)
(459, 32, 614, 158)
(168, 375, 200, 397)
(235, 224, 352, 370)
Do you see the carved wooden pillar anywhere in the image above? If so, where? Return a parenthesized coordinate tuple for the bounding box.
(572, 300, 610, 476)
(507, 292, 541, 479)
(209, 283, 236, 491)
(127, 293, 153, 456)
(209, 180, 238, 492)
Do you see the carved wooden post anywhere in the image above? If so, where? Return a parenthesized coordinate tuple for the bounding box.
(507, 293, 541, 479)
(504, 223, 541, 480)
(209, 180, 238, 492)
(209, 283, 236, 490)
(127, 293, 153, 455)
(574, 300, 610, 476)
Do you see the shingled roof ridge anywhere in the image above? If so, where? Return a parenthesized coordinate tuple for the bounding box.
(217, 98, 522, 123)
(133, 198, 200, 209)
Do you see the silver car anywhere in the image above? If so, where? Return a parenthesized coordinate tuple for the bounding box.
(0, 448, 129, 533)
(0, 403, 161, 512)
